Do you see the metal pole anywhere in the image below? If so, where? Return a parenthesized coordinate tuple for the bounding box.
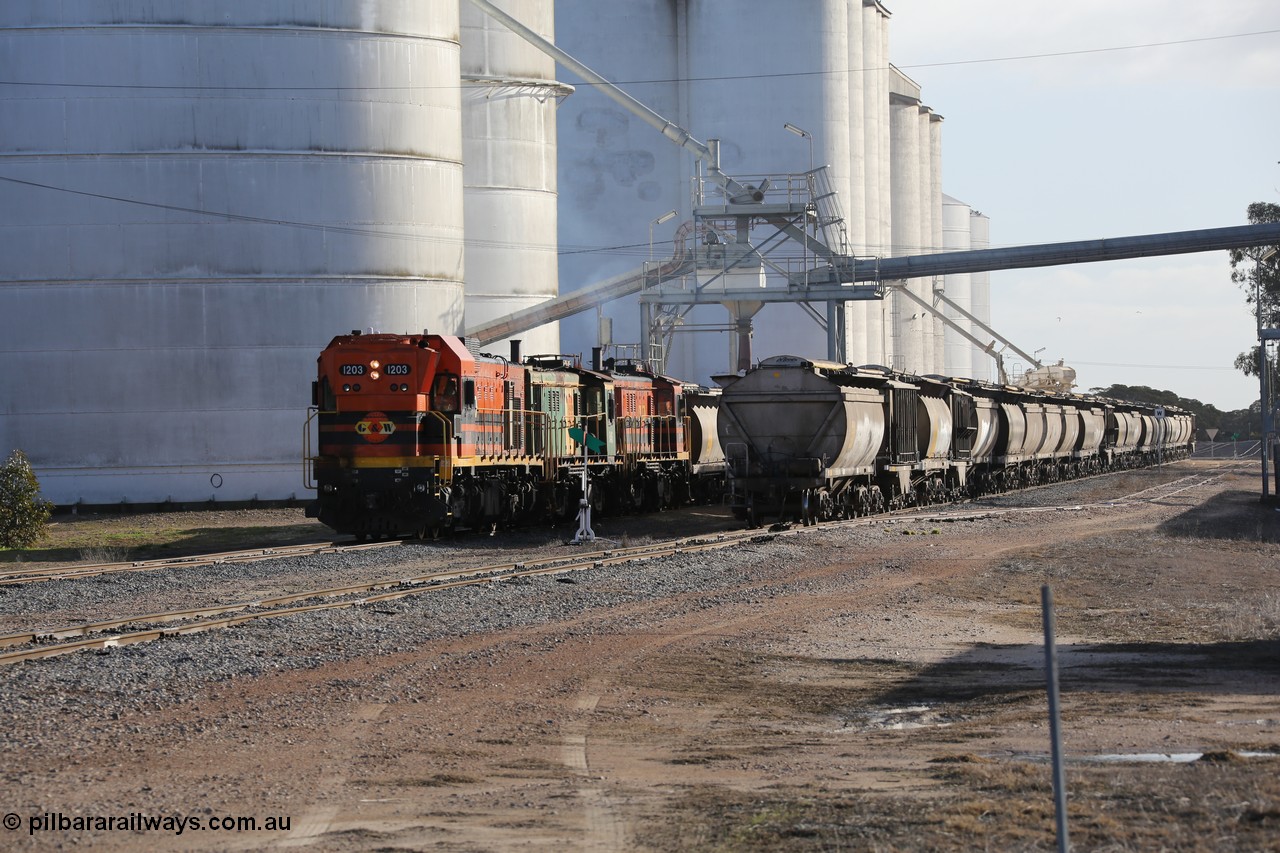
(570, 428, 594, 545)
(1262, 342, 1271, 499)
(1263, 250, 1279, 501)
(1259, 255, 1270, 499)
(1042, 585, 1070, 853)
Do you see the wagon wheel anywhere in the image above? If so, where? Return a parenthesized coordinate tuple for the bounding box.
(817, 488, 834, 522)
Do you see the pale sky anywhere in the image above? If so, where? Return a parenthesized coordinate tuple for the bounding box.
(890, 0, 1280, 410)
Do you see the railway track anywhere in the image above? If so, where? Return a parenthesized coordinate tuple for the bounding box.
(1095, 466, 1240, 505)
(0, 539, 399, 587)
(0, 530, 776, 665)
(1, 462, 1239, 667)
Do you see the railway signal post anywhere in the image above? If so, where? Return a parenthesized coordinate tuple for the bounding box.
(568, 426, 605, 544)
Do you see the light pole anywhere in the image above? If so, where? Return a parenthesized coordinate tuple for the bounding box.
(643, 209, 678, 370)
(649, 209, 677, 264)
(783, 122, 813, 174)
(786, 122, 834, 357)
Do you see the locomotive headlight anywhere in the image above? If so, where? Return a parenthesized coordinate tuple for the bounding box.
(370, 371, 380, 380)
(369, 360, 381, 370)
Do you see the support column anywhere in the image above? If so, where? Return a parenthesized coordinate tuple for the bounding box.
(827, 301, 846, 362)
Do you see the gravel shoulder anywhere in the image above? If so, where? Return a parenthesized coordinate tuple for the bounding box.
(1, 460, 1277, 851)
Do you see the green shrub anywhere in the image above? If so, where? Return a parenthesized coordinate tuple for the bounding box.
(0, 450, 54, 549)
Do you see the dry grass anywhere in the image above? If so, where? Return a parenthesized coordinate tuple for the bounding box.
(0, 509, 327, 565)
(636, 756, 1280, 852)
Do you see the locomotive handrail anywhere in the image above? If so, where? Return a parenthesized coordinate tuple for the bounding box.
(299, 404, 335, 491)
(427, 411, 454, 477)
(302, 406, 323, 492)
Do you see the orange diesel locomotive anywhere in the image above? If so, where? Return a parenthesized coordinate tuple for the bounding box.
(305, 331, 723, 537)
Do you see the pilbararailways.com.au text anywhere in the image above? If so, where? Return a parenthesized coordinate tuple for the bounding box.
(15, 811, 291, 837)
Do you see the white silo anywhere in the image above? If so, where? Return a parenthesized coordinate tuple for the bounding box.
(970, 210, 994, 381)
(861, 1, 894, 366)
(551, 1, 966, 381)
(0, 4, 465, 505)
(889, 91, 924, 372)
(682, 0, 854, 373)
(926, 111, 945, 374)
(916, 105, 938, 373)
(553, 0, 859, 379)
(844, 6, 869, 367)
(461, 0, 566, 357)
(942, 195, 974, 377)
(549, 0, 687, 364)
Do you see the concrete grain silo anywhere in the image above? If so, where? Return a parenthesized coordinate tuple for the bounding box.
(889, 91, 923, 372)
(884, 64, 945, 377)
(926, 110, 944, 374)
(554, 0, 863, 380)
(970, 209, 994, 381)
(547, 0, 688, 362)
(0, 3, 465, 505)
(548, 0, 967, 381)
(942, 195, 975, 378)
(681, 0, 855, 378)
(861, 0, 894, 367)
(461, 0, 566, 357)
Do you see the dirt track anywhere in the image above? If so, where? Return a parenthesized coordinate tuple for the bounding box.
(3, 460, 1278, 851)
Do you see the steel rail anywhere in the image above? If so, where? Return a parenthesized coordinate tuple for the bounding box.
(0, 540, 397, 586)
(0, 532, 756, 652)
(0, 463, 1239, 666)
(0, 531, 765, 665)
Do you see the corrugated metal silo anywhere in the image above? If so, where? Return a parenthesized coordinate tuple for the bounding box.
(970, 210, 994, 381)
(556, 0, 861, 381)
(549, 0, 686, 365)
(683, 0, 854, 372)
(862, 1, 893, 366)
(552, 1, 964, 381)
(844, 6, 869, 367)
(926, 111, 944, 374)
(942, 194, 974, 378)
(461, 0, 565, 357)
(889, 91, 923, 372)
(0, 3, 464, 505)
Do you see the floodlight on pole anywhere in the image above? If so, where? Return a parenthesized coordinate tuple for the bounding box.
(784, 122, 813, 174)
(649, 209, 678, 263)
